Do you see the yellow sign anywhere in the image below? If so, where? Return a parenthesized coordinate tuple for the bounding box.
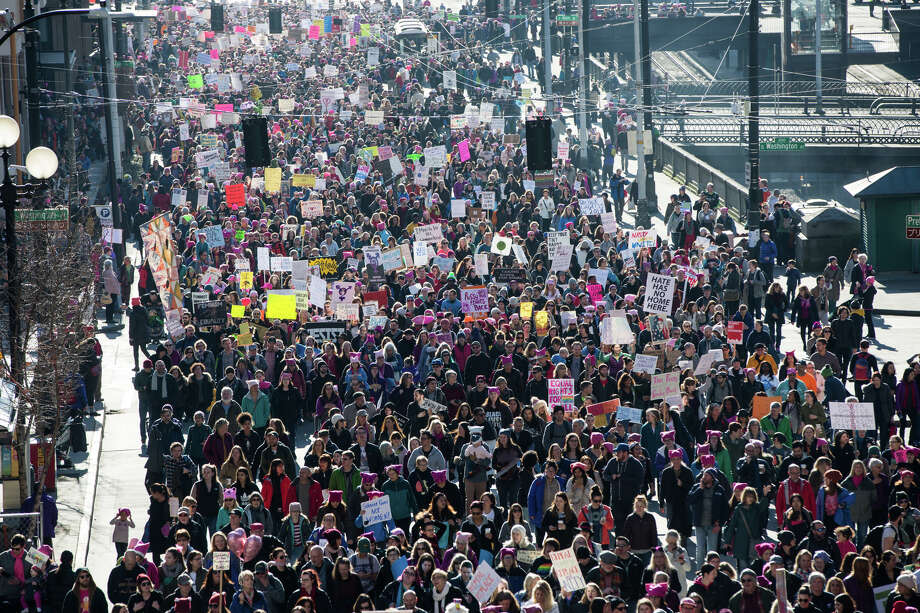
(264, 167, 282, 193)
(535, 310, 549, 335)
(520, 302, 533, 319)
(231, 304, 245, 318)
(292, 174, 315, 187)
(239, 271, 253, 290)
(265, 293, 297, 320)
(237, 332, 253, 346)
(251, 85, 262, 101)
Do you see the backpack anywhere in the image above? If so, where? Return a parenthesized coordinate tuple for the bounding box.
(864, 523, 887, 552)
(852, 353, 871, 382)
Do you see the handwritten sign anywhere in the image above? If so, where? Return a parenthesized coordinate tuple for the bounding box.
(829, 401, 876, 430)
(548, 378, 574, 412)
(650, 371, 681, 401)
(643, 273, 676, 316)
(461, 285, 489, 316)
(550, 549, 587, 592)
(360, 496, 393, 525)
(726, 321, 743, 345)
(212, 550, 231, 571)
(468, 561, 502, 604)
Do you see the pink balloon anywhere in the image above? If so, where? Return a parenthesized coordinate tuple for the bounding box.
(242, 535, 262, 562)
(227, 528, 246, 557)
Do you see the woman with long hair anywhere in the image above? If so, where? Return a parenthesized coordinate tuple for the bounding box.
(493, 429, 524, 510)
(542, 492, 577, 548)
(327, 557, 364, 613)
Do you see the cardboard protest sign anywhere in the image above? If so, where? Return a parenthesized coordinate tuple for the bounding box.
(643, 274, 676, 315)
(650, 371, 681, 401)
(360, 496, 392, 525)
(548, 379, 574, 412)
(550, 549, 587, 592)
(829, 401, 876, 430)
(461, 286, 488, 317)
(752, 395, 782, 419)
(468, 562, 502, 604)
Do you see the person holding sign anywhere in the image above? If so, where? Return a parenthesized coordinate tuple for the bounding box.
(540, 492, 578, 549)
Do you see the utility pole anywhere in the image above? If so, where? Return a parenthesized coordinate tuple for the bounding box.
(543, 0, 553, 116)
(639, 0, 654, 225)
(633, 0, 646, 213)
(747, 0, 761, 229)
(577, 0, 587, 166)
(815, 0, 823, 114)
(93, 4, 124, 258)
(23, 0, 40, 150)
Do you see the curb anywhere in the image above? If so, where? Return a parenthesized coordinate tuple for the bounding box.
(75, 405, 106, 567)
(876, 309, 920, 317)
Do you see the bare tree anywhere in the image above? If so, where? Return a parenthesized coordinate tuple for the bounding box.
(1, 188, 96, 506)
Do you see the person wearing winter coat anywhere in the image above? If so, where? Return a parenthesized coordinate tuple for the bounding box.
(659, 450, 694, 541)
(686, 471, 729, 565)
(62, 568, 109, 613)
(128, 298, 151, 371)
(603, 444, 645, 531)
(382, 465, 417, 532)
(722, 485, 771, 569)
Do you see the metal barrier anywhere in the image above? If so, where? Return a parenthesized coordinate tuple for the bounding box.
(656, 137, 750, 219)
(655, 114, 920, 145)
(0, 512, 44, 548)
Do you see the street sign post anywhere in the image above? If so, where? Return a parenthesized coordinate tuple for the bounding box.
(760, 137, 805, 151)
(556, 14, 577, 26)
(907, 214, 920, 239)
(14, 207, 68, 232)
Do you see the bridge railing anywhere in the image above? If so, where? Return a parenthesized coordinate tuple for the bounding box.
(654, 115, 920, 144)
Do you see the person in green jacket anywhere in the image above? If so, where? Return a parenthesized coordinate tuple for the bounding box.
(329, 451, 363, 506)
(381, 464, 417, 532)
(705, 430, 734, 482)
(242, 380, 271, 433)
(186, 410, 212, 467)
(760, 401, 794, 444)
(722, 485, 772, 570)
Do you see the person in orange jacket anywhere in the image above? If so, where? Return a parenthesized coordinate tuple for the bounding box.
(577, 485, 615, 547)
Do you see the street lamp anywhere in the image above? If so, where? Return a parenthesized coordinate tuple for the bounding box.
(0, 114, 59, 386)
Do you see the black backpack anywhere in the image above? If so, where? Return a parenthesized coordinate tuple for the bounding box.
(864, 524, 887, 553)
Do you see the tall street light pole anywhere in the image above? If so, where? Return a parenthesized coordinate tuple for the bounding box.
(747, 0, 761, 229)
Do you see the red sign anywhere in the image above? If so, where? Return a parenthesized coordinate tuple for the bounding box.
(363, 290, 388, 308)
(225, 184, 245, 208)
(726, 321, 743, 345)
(586, 399, 620, 415)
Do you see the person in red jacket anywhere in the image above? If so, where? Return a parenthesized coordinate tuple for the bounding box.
(775, 463, 817, 524)
(261, 458, 294, 526)
(290, 466, 324, 522)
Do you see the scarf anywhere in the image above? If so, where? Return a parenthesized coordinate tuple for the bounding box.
(431, 582, 452, 613)
(151, 372, 168, 399)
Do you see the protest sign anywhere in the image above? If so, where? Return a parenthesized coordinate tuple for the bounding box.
(726, 321, 744, 345)
(468, 562, 502, 604)
(650, 371, 680, 400)
(579, 197, 605, 215)
(360, 496, 393, 525)
(693, 349, 725, 376)
(643, 274, 676, 315)
(633, 354, 658, 375)
(201, 225, 225, 250)
(461, 285, 489, 316)
(753, 395, 782, 419)
(195, 301, 227, 327)
(212, 551, 231, 571)
(548, 379, 574, 412)
(550, 549, 587, 592)
(600, 212, 617, 234)
(628, 229, 657, 250)
(265, 294, 297, 320)
(600, 313, 635, 346)
(414, 223, 443, 243)
(25, 547, 49, 568)
(829, 401, 876, 430)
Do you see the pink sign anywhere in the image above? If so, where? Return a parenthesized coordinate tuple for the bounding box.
(210, 49, 219, 59)
(586, 283, 604, 304)
(309, 25, 320, 39)
(458, 139, 470, 162)
(234, 26, 247, 33)
(204, 31, 215, 39)
(215, 103, 234, 113)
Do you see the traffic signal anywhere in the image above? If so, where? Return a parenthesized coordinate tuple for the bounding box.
(210, 3, 224, 32)
(269, 8, 282, 34)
